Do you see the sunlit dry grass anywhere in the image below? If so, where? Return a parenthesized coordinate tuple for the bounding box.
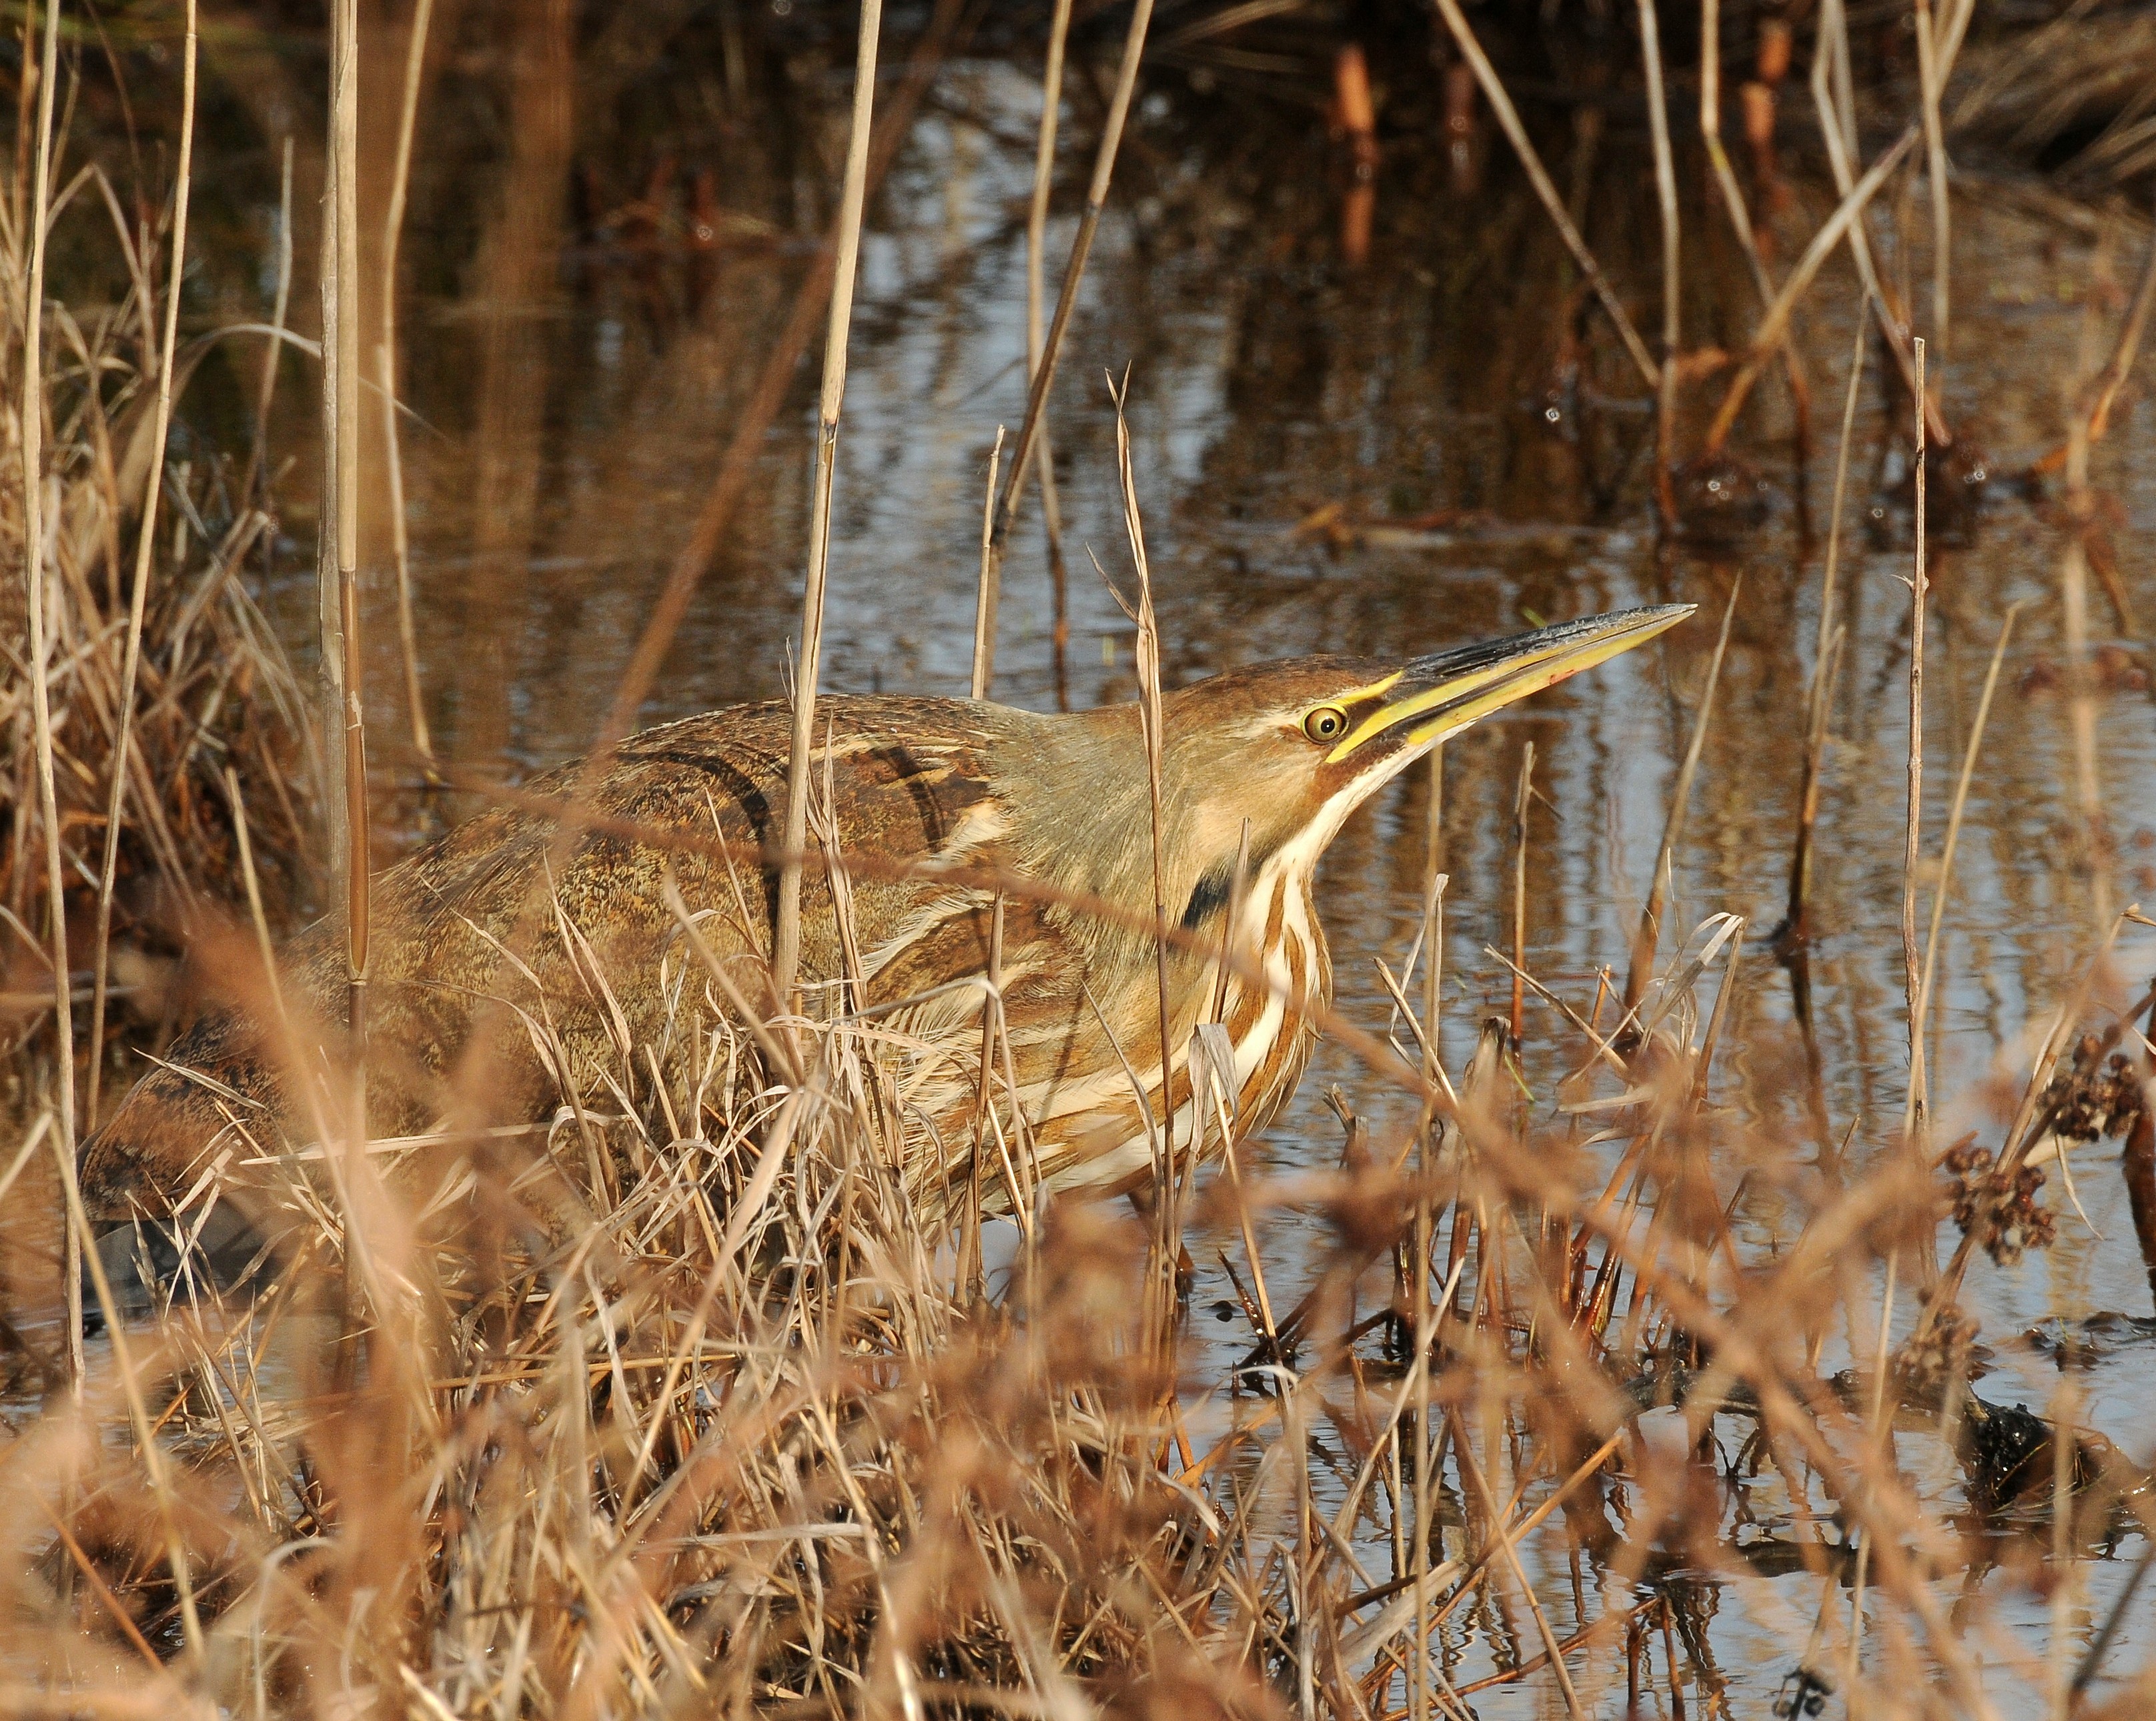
(7, 5, 2156, 1719)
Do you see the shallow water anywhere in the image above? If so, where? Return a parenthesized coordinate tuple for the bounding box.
(17, 9, 2156, 1710)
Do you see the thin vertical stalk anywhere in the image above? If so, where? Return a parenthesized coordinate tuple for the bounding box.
(1112, 377, 1179, 1355)
(981, 0, 1155, 589)
(1810, 0, 1949, 448)
(969, 427, 1005, 699)
(1425, 744, 1444, 1068)
(1913, 0, 1950, 353)
(1637, 0, 1679, 529)
(328, 0, 368, 1099)
(1910, 606, 2018, 1115)
(380, 0, 437, 761)
(317, 5, 350, 927)
(1509, 743, 1533, 1045)
(1902, 338, 1928, 1147)
(1783, 317, 1866, 945)
(1624, 581, 1738, 1014)
(85, 0, 197, 1121)
(1410, 867, 1446, 1721)
(2063, 296, 2110, 929)
(959, 893, 1005, 1304)
(770, 0, 883, 1012)
(19, 0, 72, 1381)
(1026, 0, 1073, 711)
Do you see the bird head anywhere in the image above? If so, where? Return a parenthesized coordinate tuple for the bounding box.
(1146, 604, 1696, 928)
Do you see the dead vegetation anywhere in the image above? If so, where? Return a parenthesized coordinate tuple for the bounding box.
(5, 3, 2156, 1718)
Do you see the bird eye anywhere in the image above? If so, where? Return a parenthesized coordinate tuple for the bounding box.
(1303, 705, 1348, 743)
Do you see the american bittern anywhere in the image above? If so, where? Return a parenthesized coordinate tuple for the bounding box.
(84, 605, 1688, 1267)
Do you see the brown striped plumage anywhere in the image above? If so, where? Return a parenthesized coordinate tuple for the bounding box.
(81, 606, 1689, 1259)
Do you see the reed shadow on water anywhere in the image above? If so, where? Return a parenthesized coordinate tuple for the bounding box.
(5, 3, 2156, 1716)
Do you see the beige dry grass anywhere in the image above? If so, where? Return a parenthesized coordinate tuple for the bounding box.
(7, 6, 2156, 1719)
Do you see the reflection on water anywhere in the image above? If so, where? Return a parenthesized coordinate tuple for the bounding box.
(17, 4, 2156, 1708)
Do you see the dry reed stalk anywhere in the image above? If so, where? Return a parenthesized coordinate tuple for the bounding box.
(982, 0, 1155, 590)
(1636, 0, 1679, 529)
(84, 0, 197, 1124)
(1431, 0, 1659, 393)
(18, 0, 73, 1379)
(2061, 284, 2113, 930)
(1509, 742, 1532, 1045)
(969, 426, 1005, 700)
(380, 0, 438, 764)
(1025, 0, 1073, 712)
(1781, 316, 1866, 951)
(770, 0, 884, 1013)
(1909, 606, 2019, 1115)
(584, 0, 962, 778)
(325, 0, 370, 1127)
(1622, 581, 1737, 1016)
(1913, 0, 1951, 355)
(1109, 373, 1181, 1355)
(317, 0, 356, 907)
(1698, 0, 1812, 464)
(1902, 339, 1928, 1148)
(1808, 0, 1952, 450)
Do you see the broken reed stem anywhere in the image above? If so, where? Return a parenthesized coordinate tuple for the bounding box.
(1902, 338, 1927, 1149)
(1908, 605, 2019, 1127)
(19, 0, 74, 1383)
(1027, 0, 1074, 712)
(1624, 580, 1738, 1014)
(772, 0, 883, 1013)
(970, 426, 1005, 699)
(85, 0, 197, 1122)
(1783, 316, 1867, 946)
(983, 0, 1153, 590)
(1636, 0, 1678, 530)
(381, 0, 438, 762)
(1433, 0, 1658, 392)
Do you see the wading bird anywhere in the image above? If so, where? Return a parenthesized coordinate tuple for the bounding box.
(83, 605, 1689, 1273)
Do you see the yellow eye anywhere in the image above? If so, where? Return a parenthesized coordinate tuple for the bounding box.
(1303, 705, 1348, 744)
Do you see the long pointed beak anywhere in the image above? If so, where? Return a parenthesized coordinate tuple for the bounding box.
(1328, 604, 1696, 763)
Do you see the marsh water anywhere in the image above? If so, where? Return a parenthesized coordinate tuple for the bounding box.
(17, 5, 2156, 1710)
